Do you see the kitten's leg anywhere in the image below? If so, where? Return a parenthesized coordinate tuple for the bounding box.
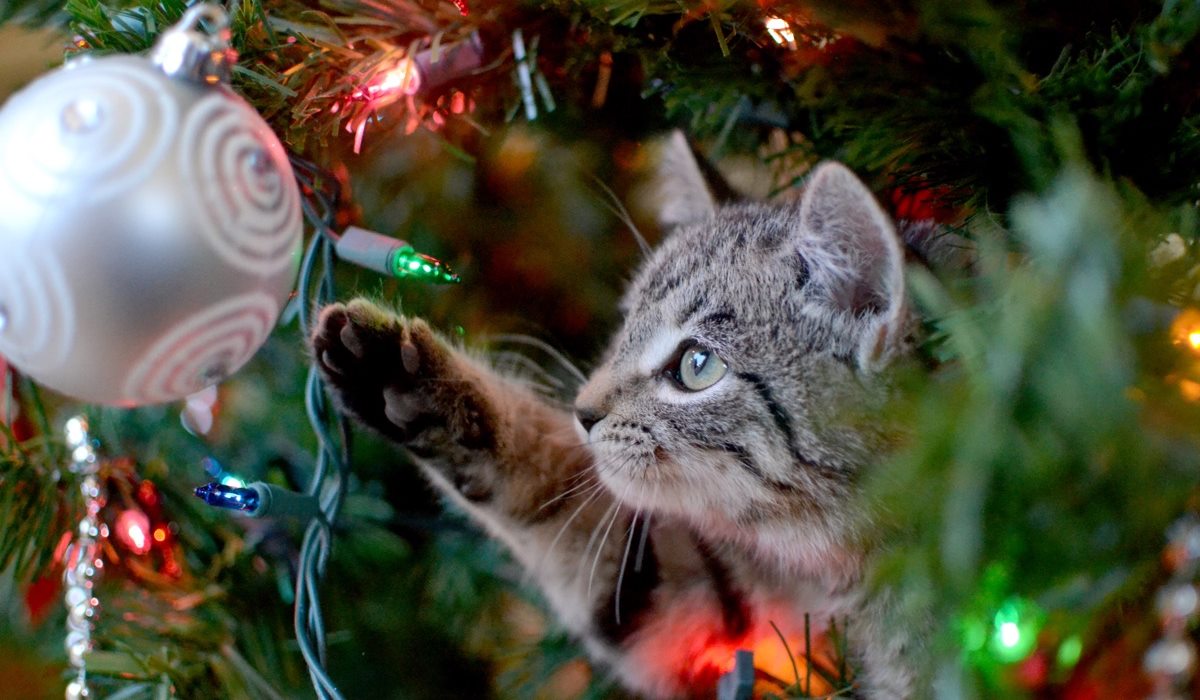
(311, 298, 593, 524)
(311, 299, 770, 698)
(311, 302, 657, 646)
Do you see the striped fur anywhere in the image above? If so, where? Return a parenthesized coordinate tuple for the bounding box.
(311, 154, 919, 697)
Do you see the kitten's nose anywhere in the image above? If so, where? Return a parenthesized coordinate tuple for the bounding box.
(575, 407, 606, 433)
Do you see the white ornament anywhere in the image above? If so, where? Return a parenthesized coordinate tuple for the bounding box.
(0, 5, 301, 406)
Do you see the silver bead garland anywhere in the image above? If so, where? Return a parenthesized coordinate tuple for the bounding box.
(1145, 514, 1200, 699)
(62, 415, 106, 700)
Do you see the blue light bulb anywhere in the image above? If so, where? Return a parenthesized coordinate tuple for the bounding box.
(194, 482, 261, 512)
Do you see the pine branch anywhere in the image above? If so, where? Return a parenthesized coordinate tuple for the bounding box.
(0, 439, 72, 582)
(0, 0, 68, 26)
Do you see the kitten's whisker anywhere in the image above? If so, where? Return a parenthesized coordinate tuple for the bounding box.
(587, 480, 633, 600)
(563, 437, 626, 455)
(531, 481, 608, 581)
(634, 509, 653, 573)
(584, 501, 622, 600)
(588, 174, 652, 259)
(614, 507, 642, 625)
(484, 333, 588, 387)
(586, 450, 639, 474)
(490, 350, 567, 393)
(561, 465, 599, 488)
(573, 459, 634, 588)
(537, 472, 600, 513)
(579, 497, 621, 583)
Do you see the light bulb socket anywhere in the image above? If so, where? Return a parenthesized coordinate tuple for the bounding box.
(335, 226, 459, 283)
(194, 481, 319, 520)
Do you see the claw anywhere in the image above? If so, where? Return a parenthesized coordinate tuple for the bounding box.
(340, 321, 366, 359)
(319, 350, 343, 376)
(401, 341, 421, 374)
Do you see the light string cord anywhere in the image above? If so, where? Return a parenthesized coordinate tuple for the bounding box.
(289, 154, 351, 700)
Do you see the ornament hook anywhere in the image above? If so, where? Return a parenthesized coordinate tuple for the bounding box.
(150, 4, 237, 85)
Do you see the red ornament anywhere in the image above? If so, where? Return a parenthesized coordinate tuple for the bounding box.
(1015, 650, 1050, 690)
(23, 575, 61, 627)
(888, 183, 960, 223)
(136, 479, 161, 510)
(1063, 680, 1100, 700)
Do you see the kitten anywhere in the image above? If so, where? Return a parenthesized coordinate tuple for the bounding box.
(310, 135, 918, 697)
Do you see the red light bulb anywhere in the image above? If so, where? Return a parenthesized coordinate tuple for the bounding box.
(115, 510, 152, 555)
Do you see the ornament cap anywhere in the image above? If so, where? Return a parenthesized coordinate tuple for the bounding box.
(150, 4, 237, 85)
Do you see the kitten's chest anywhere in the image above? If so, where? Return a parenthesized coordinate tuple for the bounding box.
(614, 579, 855, 697)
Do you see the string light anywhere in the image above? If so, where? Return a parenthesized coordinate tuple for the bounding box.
(1056, 635, 1083, 670)
(1178, 378, 1200, 402)
(334, 226, 459, 284)
(190, 155, 454, 699)
(390, 245, 460, 283)
(765, 17, 797, 49)
(763, 12, 841, 51)
(355, 58, 421, 99)
(194, 482, 260, 512)
(1170, 308, 1200, 354)
(989, 597, 1041, 663)
(340, 34, 485, 152)
(194, 481, 320, 520)
(115, 509, 152, 556)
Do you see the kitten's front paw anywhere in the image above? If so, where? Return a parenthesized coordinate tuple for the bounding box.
(311, 299, 493, 452)
(312, 299, 441, 442)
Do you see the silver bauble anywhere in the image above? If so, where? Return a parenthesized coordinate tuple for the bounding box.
(0, 11, 301, 406)
(65, 630, 90, 666)
(65, 679, 90, 700)
(64, 585, 89, 609)
(68, 600, 92, 627)
(67, 639, 90, 668)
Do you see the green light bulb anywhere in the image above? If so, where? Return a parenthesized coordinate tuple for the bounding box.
(988, 597, 1041, 663)
(1056, 635, 1083, 669)
(388, 246, 460, 284)
(960, 616, 987, 652)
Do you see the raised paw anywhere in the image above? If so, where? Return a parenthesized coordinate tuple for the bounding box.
(310, 299, 451, 443)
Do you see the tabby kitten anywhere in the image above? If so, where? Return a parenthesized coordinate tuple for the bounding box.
(310, 136, 916, 698)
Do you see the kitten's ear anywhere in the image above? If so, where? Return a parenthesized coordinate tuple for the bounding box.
(639, 130, 718, 230)
(798, 162, 906, 367)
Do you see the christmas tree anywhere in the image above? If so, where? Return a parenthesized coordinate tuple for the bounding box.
(1, 0, 1198, 698)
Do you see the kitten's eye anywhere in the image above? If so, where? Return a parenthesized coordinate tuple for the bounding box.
(674, 344, 727, 391)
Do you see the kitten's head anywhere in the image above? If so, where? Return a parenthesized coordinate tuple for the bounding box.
(576, 138, 906, 534)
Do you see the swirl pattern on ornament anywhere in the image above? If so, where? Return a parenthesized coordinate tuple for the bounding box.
(122, 292, 279, 404)
(180, 93, 302, 275)
(0, 250, 75, 373)
(0, 57, 178, 205)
